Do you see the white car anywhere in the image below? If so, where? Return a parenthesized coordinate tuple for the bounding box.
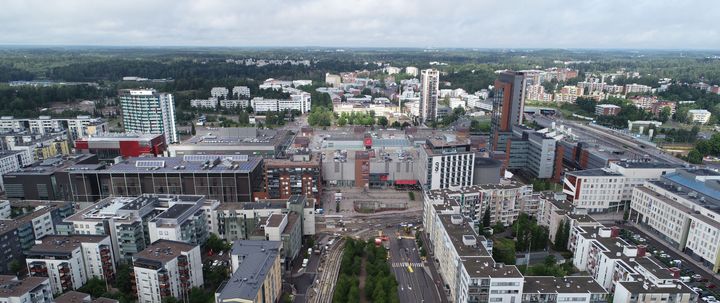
(702, 296, 716, 302)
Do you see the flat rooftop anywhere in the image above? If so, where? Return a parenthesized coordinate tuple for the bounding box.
(183, 128, 288, 146)
(134, 240, 196, 264)
(0, 275, 49, 298)
(633, 257, 675, 280)
(27, 235, 108, 256)
(218, 240, 281, 302)
(53, 291, 91, 303)
(266, 213, 284, 228)
(89, 156, 262, 174)
(426, 182, 528, 201)
(437, 214, 489, 257)
(617, 280, 694, 294)
(612, 161, 684, 169)
(156, 204, 194, 219)
(523, 276, 607, 294)
(6, 154, 98, 175)
(567, 168, 622, 177)
(0, 204, 61, 236)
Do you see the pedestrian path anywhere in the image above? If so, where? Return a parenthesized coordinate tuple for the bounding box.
(392, 262, 424, 268)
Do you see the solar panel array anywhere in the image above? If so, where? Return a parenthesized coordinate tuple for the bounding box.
(182, 154, 248, 162)
(135, 160, 166, 168)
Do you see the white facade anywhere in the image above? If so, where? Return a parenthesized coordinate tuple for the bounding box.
(325, 73, 342, 87)
(688, 109, 711, 124)
(232, 86, 251, 99)
(250, 93, 312, 114)
(210, 87, 229, 100)
(625, 83, 653, 94)
(0, 276, 53, 303)
(405, 66, 418, 77)
(0, 151, 23, 191)
(219, 99, 249, 108)
(418, 146, 475, 190)
(119, 89, 178, 144)
(190, 98, 218, 109)
(26, 235, 115, 294)
(133, 241, 203, 303)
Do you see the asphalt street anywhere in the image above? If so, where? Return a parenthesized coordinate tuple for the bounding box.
(387, 230, 441, 303)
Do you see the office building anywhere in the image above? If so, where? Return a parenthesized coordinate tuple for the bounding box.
(595, 104, 621, 116)
(564, 161, 680, 213)
(216, 241, 282, 303)
(0, 201, 75, 274)
(168, 128, 293, 158)
(75, 133, 166, 162)
(65, 194, 217, 260)
(264, 154, 321, 201)
(26, 235, 115, 294)
(66, 156, 263, 203)
(132, 240, 203, 303)
(502, 126, 563, 180)
(490, 71, 526, 153)
(2, 154, 99, 202)
(0, 275, 52, 303)
(417, 136, 475, 190)
(418, 69, 440, 124)
(424, 182, 538, 228)
(118, 89, 178, 144)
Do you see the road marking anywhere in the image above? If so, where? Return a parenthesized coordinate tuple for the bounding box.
(392, 262, 423, 268)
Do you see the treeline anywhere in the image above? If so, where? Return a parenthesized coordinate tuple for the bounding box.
(576, 96, 653, 128)
(0, 85, 109, 116)
(511, 213, 549, 252)
(333, 238, 399, 303)
(0, 65, 35, 82)
(687, 133, 720, 164)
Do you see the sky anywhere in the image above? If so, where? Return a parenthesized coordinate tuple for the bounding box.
(0, 0, 717, 49)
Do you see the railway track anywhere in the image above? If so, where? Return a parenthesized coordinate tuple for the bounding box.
(312, 239, 345, 303)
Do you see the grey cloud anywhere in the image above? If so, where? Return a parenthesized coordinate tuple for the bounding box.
(0, 0, 717, 49)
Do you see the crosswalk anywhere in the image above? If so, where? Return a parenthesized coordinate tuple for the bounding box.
(391, 262, 423, 268)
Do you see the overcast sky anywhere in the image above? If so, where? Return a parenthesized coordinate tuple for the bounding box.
(1, 0, 717, 49)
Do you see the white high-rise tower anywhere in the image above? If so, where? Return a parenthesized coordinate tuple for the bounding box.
(119, 89, 178, 144)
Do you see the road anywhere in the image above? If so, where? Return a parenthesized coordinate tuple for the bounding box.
(387, 230, 441, 303)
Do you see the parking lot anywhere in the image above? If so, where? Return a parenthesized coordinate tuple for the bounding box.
(618, 225, 720, 301)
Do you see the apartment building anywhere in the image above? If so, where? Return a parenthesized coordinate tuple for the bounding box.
(650, 101, 676, 117)
(0, 115, 107, 141)
(65, 194, 217, 260)
(132, 240, 203, 303)
(232, 86, 250, 99)
(569, 221, 697, 302)
(625, 84, 653, 94)
(417, 136, 475, 190)
(212, 196, 315, 244)
(688, 109, 711, 124)
(419, 69, 440, 123)
(630, 169, 720, 273)
(118, 89, 177, 144)
(26, 235, 115, 294)
(423, 198, 607, 303)
(563, 161, 680, 213)
(595, 104, 621, 116)
(3, 131, 71, 163)
(0, 201, 74, 274)
(216, 241, 282, 303)
(424, 182, 538, 228)
(536, 192, 574, 243)
(210, 87, 229, 99)
(264, 154, 321, 201)
(0, 151, 25, 191)
(250, 93, 312, 114)
(190, 98, 218, 109)
(0, 275, 53, 303)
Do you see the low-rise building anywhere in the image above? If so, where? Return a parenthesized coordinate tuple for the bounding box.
(625, 84, 653, 94)
(1, 154, 99, 202)
(216, 241, 282, 303)
(595, 104, 621, 116)
(74, 133, 166, 162)
(563, 161, 680, 213)
(132, 240, 203, 303)
(0, 275, 52, 303)
(687, 109, 712, 124)
(168, 127, 292, 158)
(232, 86, 251, 99)
(650, 101, 676, 117)
(190, 98, 218, 109)
(210, 87, 229, 100)
(26, 235, 115, 294)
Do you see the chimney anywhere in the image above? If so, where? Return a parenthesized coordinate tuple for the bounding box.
(636, 245, 647, 257)
(668, 267, 681, 279)
(611, 226, 620, 238)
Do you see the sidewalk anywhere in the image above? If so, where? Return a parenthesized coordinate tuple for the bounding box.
(627, 222, 719, 280)
(420, 231, 450, 303)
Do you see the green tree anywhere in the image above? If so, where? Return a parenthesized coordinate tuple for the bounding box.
(113, 263, 133, 294)
(347, 284, 360, 303)
(687, 149, 704, 164)
(190, 123, 196, 136)
(78, 277, 108, 297)
(8, 260, 22, 274)
(391, 121, 401, 128)
(377, 116, 389, 128)
(554, 220, 566, 250)
(482, 208, 491, 230)
(659, 107, 671, 122)
(337, 116, 348, 126)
